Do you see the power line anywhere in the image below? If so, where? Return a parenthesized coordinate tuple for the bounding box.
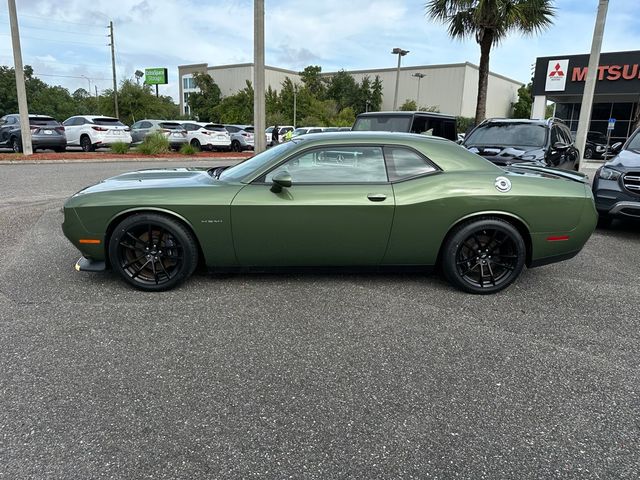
(0, 12, 103, 28)
(0, 54, 109, 69)
(0, 20, 104, 36)
(34, 72, 111, 81)
(0, 32, 104, 48)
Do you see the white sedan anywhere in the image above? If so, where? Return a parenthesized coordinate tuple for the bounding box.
(180, 122, 231, 151)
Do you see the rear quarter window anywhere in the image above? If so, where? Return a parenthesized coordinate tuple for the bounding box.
(384, 147, 437, 181)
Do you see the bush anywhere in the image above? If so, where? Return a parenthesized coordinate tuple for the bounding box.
(110, 142, 130, 154)
(456, 116, 476, 134)
(137, 132, 170, 155)
(180, 143, 198, 155)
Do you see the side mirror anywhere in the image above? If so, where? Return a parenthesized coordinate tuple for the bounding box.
(611, 142, 623, 153)
(553, 141, 569, 151)
(270, 171, 292, 193)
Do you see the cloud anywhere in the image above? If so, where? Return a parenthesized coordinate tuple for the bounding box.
(0, 0, 637, 105)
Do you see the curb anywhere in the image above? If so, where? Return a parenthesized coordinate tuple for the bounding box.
(0, 157, 248, 165)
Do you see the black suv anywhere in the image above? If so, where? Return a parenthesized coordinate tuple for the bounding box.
(462, 118, 580, 171)
(592, 127, 640, 226)
(0, 114, 67, 152)
(352, 111, 457, 142)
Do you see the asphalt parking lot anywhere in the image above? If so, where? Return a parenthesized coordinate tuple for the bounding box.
(1, 161, 639, 479)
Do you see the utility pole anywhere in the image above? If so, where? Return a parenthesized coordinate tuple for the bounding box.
(108, 21, 119, 118)
(391, 48, 409, 111)
(8, 0, 32, 155)
(576, 0, 609, 172)
(253, 0, 266, 153)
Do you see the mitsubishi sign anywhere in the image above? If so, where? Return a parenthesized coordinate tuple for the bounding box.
(533, 50, 640, 96)
(545, 59, 569, 91)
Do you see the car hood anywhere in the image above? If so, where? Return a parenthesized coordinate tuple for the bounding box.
(74, 167, 221, 195)
(604, 149, 640, 170)
(465, 145, 545, 165)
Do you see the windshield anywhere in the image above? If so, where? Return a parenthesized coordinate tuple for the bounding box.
(352, 115, 411, 132)
(465, 123, 547, 148)
(265, 127, 274, 133)
(626, 131, 640, 151)
(93, 117, 125, 126)
(204, 124, 226, 132)
(219, 141, 298, 182)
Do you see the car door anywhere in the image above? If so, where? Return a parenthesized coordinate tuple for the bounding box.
(63, 117, 80, 145)
(0, 116, 11, 146)
(230, 145, 395, 266)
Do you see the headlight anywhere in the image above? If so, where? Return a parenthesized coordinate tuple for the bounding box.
(596, 145, 605, 152)
(599, 167, 621, 180)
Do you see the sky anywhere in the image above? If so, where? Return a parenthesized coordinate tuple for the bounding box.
(0, 0, 638, 103)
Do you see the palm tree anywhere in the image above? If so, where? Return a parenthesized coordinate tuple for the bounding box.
(425, 0, 555, 124)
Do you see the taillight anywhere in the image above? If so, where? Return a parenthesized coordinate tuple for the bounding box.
(91, 126, 108, 132)
(30, 126, 39, 133)
(55, 126, 65, 133)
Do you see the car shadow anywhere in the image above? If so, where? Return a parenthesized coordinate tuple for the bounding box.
(596, 217, 640, 238)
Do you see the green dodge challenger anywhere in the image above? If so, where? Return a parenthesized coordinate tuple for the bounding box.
(62, 132, 597, 294)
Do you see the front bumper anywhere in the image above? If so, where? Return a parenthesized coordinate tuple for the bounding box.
(75, 256, 106, 272)
(593, 172, 640, 218)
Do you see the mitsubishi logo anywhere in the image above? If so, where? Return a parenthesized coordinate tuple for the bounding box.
(549, 63, 565, 77)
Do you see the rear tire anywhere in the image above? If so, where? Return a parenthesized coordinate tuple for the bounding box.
(231, 140, 242, 152)
(190, 139, 201, 150)
(11, 136, 22, 153)
(80, 135, 95, 152)
(442, 217, 526, 294)
(108, 213, 199, 292)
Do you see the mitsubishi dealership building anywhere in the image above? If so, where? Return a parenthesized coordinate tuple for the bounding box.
(532, 50, 640, 143)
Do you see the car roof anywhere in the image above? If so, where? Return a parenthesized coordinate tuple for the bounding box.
(357, 111, 456, 120)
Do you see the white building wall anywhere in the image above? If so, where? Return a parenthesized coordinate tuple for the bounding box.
(461, 64, 521, 118)
(205, 65, 300, 97)
(347, 65, 467, 115)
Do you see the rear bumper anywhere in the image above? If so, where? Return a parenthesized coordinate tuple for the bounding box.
(32, 135, 67, 148)
(93, 133, 133, 145)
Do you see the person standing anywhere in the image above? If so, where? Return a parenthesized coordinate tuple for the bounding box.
(272, 125, 279, 145)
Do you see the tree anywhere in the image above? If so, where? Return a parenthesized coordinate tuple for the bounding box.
(370, 76, 383, 112)
(299, 65, 326, 99)
(400, 99, 418, 111)
(215, 80, 254, 124)
(426, 0, 555, 124)
(99, 80, 179, 124)
(512, 82, 533, 118)
(187, 72, 222, 121)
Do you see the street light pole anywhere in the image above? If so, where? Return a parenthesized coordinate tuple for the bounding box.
(253, 0, 266, 153)
(576, 0, 609, 172)
(81, 75, 92, 94)
(412, 72, 425, 108)
(293, 84, 297, 127)
(391, 48, 409, 111)
(8, 0, 32, 155)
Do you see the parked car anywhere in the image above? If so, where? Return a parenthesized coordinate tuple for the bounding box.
(130, 120, 188, 150)
(180, 121, 231, 151)
(592, 127, 640, 226)
(63, 132, 596, 294)
(463, 118, 580, 171)
(62, 115, 131, 152)
(265, 125, 294, 146)
(291, 127, 325, 138)
(224, 124, 254, 151)
(352, 111, 457, 141)
(0, 114, 66, 152)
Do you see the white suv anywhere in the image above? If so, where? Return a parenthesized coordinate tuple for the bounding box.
(62, 115, 132, 151)
(180, 122, 231, 151)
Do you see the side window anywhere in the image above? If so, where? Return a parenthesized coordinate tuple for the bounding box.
(226, 126, 239, 133)
(265, 146, 388, 184)
(560, 126, 573, 144)
(131, 121, 142, 129)
(384, 147, 436, 181)
(140, 121, 153, 129)
(62, 118, 73, 126)
(183, 123, 195, 131)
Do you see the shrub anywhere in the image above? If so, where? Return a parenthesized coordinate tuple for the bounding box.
(110, 142, 130, 154)
(180, 143, 198, 155)
(137, 132, 170, 155)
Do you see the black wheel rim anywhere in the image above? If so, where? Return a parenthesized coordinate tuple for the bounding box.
(585, 148, 593, 159)
(192, 140, 200, 148)
(455, 228, 519, 289)
(12, 139, 19, 152)
(117, 223, 183, 286)
(82, 138, 90, 151)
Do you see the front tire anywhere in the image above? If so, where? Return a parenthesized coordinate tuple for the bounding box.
(108, 213, 199, 291)
(190, 139, 201, 150)
(442, 218, 526, 294)
(584, 147, 594, 159)
(231, 140, 242, 152)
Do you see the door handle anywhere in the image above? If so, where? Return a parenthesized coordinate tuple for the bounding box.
(367, 193, 387, 202)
